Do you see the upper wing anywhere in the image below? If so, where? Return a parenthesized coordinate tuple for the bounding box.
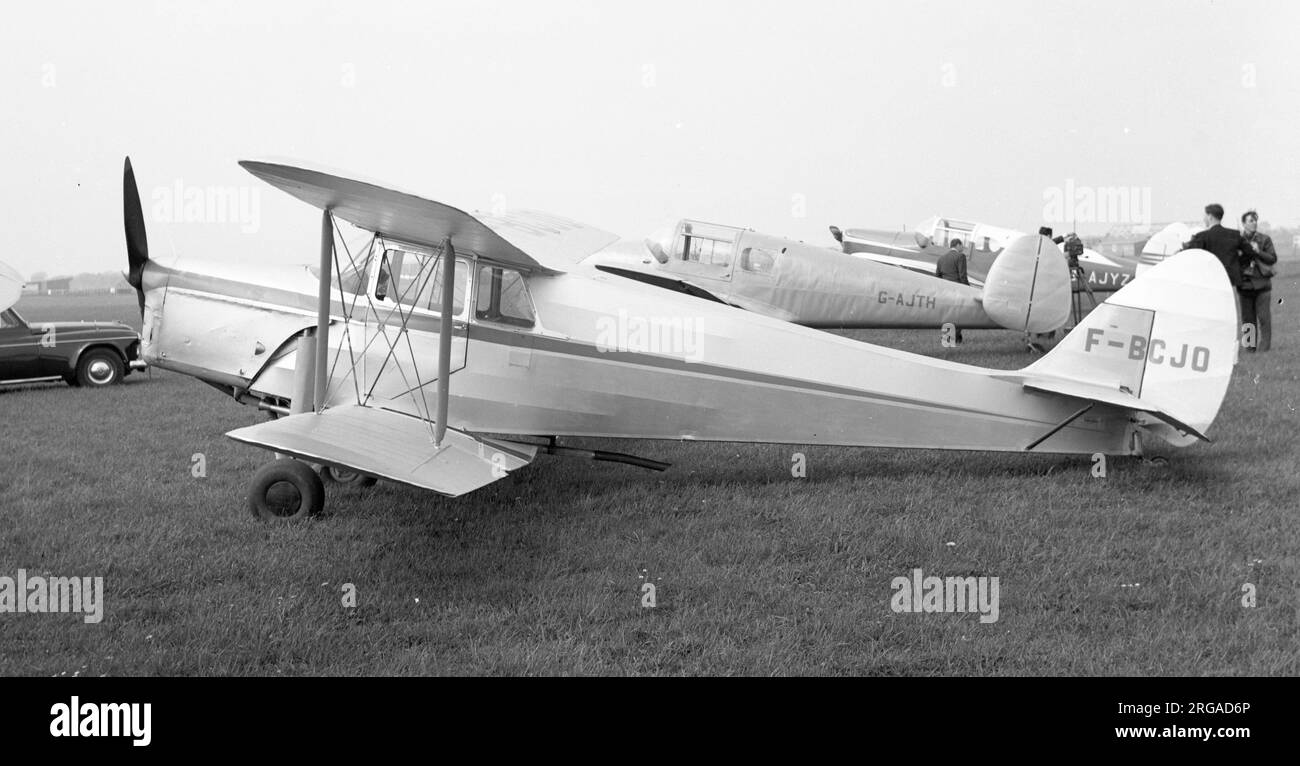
(239, 160, 620, 274)
(226, 404, 537, 496)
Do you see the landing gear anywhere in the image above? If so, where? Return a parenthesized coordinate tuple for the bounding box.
(1130, 429, 1170, 468)
(248, 459, 325, 523)
(1024, 332, 1051, 354)
(319, 465, 378, 487)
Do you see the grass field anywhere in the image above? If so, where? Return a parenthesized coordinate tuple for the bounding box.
(2, 282, 1297, 676)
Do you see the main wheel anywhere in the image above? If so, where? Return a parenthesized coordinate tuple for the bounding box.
(248, 460, 325, 523)
(74, 349, 125, 387)
(319, 465, 378, 487)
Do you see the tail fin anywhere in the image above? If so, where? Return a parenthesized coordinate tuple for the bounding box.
(981, 234, 1071, 333)
(1018, 249, 1237, 445)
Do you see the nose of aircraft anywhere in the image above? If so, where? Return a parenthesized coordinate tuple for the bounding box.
(122, 157, 150, 318)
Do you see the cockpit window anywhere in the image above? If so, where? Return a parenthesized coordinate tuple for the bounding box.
(375, 247, 467, 317)
(739, 247, 777, 274)
(337, 251, 371, 295)
(475, 265, 535, 328)
(1, 309, 22, 328)
(674, 220, 739, 267)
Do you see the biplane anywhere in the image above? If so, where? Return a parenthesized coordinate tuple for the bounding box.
(122, 158, 1238, 522)
(584, 218, 1072, 336)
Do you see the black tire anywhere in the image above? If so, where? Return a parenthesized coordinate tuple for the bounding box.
(248, 460, 325, 523)
(319, 465, 378, 487)
(74, 349, 125, 387)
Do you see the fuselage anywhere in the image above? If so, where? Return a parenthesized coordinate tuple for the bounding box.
(839, 225, 1140, 294)
(590, 229, 1003, 330)
(139, 243, 1140, 456)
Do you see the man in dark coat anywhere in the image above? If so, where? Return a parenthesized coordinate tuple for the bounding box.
(1186, 203, 1254, 289)
(935, 238, 969, 344)
(935, 238, 970, 285)
(1238, 209, 1277, 352)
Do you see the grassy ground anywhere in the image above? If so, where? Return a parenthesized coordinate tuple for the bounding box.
(1, 284, 1297, 676)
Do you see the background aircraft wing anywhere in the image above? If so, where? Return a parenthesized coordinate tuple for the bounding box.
(0, 260, 25, 312)
(226, 404, 536, 496)
(240, 160, 620, 274)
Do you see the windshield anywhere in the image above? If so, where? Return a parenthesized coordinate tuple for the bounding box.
(1, 308, 25, 327)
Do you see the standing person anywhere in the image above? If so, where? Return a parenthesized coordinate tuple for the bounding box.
(1186, 204, 1253, 290)
(935, 238, 970, 285)
(1239, 209, 1277, 352)
(935, 238, 969, 344)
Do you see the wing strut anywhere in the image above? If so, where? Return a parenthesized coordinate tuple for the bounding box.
(1024, 403, 1093, 451)
(314, 209, 333, 411)
(435, 237, 455, 446)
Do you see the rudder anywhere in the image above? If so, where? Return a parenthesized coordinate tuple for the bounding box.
(1021, 249, 1237, 442)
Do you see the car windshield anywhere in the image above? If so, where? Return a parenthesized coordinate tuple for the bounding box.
(1, 308, 25, 328)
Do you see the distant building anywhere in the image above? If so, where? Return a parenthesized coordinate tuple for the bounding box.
(26, 272, 131, 295)
(35, 276, 74, 294)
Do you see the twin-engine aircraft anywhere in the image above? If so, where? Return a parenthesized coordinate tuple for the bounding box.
(122, 158, 1238, 522)
(585, 219, 1071, 336)
(831, 215, 1140, 294)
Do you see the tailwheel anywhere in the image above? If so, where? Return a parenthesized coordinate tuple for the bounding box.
(248, 459, 325, 523)
(319, 465, 378, 487)
(1142, 455, 1170, 468)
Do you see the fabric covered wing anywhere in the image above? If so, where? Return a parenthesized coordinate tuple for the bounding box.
(239, 160, 619, 274)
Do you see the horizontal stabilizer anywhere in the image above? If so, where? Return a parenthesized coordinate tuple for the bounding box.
(1001, 372, 1209, 441)
(226, 404, 536, 496)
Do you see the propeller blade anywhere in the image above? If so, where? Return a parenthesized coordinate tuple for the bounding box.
(123, 157, 149, 316)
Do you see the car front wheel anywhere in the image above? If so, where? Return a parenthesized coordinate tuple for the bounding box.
(74, 349, 125, 387)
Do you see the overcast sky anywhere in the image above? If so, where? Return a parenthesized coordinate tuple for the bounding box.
(2, 0, 1296, 279)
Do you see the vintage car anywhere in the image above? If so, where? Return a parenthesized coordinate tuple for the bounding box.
(0, 305, 146, 387)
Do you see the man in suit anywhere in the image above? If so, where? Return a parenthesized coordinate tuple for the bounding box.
(935, 238, 970, 285)
(935, 238, 969, 344)
(1238, 209, 1277, 352)
(1186, 203, 1254, 289)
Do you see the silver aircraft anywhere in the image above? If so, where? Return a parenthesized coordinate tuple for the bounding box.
(122, 158, 1238, 521)
(586, 218, 1071, 335)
